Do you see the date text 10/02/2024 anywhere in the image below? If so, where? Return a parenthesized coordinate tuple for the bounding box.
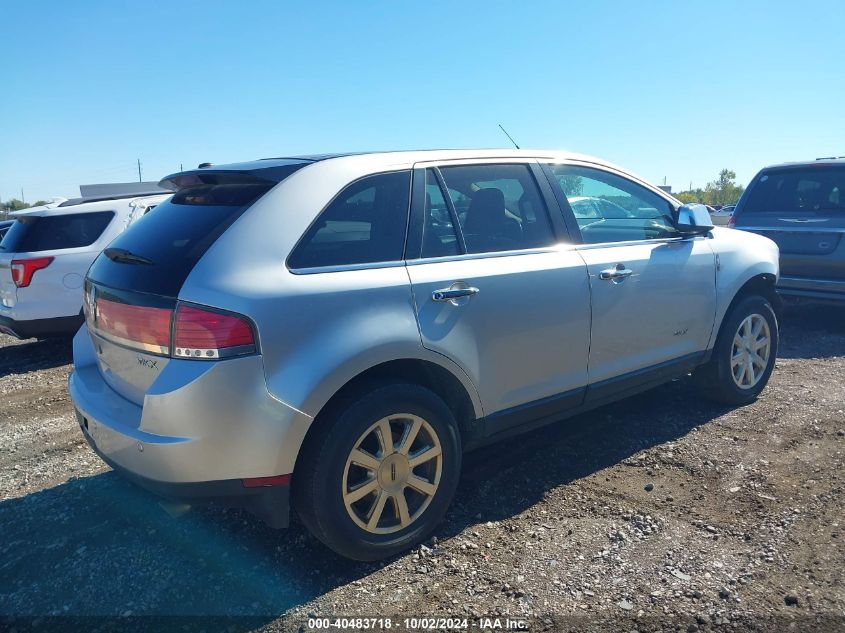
(307, 617, 530, 630)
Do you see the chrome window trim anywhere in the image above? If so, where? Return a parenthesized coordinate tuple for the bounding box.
(404, 244, 575, 266)
(289, 259, 407, 275)
(412, 156, 557, 168)
(779, 276, 845, 287)
(573, 235, 703, 250)
(738, 225, 845, 234)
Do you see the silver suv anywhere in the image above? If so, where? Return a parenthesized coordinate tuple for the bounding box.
(69, 150, 781, 560)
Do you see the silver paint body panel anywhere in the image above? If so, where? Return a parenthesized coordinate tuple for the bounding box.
(68, 150, 779, 487)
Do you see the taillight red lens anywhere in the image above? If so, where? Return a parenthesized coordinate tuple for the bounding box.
(95, 298, 173, 354)
(10, 257, 54, 288)
(727, 214, 736, 228)
(173, 305, 255, 359)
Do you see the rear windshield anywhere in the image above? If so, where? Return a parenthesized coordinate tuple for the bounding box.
(87, 182, 274, 297)
(742, 166, 845, 215)
(0, 211, 114, 253)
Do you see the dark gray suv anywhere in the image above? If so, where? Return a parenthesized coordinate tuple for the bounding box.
(732, 158, 845, 302)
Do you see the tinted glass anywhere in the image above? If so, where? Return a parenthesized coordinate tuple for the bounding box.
(87, 183, 272, 297)
(421, 169, 459, 258)
(289, 171, 411, 269)
(438, 164, 556, 254)
(0, 211, 114, 253)
(548, 165, 678, 243)
(742, 166, 845, 215)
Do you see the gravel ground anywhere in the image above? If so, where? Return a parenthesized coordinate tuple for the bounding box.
(1, 304, 843, 632)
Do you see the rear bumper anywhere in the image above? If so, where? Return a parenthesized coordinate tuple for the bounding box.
(76, 410, 290, 527)
(777, 276, 845, 302)
(68, 325, 313, 528)
(0, 313, 83, 339)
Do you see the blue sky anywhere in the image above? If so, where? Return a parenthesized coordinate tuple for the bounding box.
(2, 0, 843, 202)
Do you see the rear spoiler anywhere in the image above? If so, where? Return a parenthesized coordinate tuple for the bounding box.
(159, 160, 314, 192)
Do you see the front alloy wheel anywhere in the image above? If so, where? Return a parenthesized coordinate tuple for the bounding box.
(342, 414, 442, 534)
(694, 294, 778, 405)
(730, 313, 772, 389)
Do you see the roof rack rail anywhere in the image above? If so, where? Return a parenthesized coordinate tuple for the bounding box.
(815, 156, 845, 160)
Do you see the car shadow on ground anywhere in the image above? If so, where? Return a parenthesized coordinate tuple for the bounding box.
(0, 377, 729, 629)
(0, 337, 73, 378)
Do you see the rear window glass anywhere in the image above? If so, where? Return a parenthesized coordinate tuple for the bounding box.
(87, 183, 273, 297)
(288, 171, 411, 269)
(743, 166, 845, 215)
(0, 211, 114, 253)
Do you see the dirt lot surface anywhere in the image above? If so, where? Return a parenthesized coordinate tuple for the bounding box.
(1, 305, 844, 632)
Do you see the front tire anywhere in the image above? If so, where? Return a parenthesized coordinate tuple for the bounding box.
(293, 383, 461, 561)
(694, 295, 778, 405)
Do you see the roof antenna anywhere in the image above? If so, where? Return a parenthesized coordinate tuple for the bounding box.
(498, 124, 520, 149)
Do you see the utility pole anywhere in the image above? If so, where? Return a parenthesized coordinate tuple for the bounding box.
(21, 188, 25, 204)
(137, 158, 143, 182)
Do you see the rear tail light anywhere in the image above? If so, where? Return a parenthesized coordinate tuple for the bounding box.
(727, 214, 736, 228)
(86, 288, 256, 360)
(173, 305, 256, 359)
(11, 257, 54, 288)
(94, 297, 173, 354)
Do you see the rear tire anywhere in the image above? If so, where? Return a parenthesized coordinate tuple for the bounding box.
(293, 383, 461, 561)
(694, 295, 778, 405)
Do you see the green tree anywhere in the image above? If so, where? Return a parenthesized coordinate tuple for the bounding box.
(673, 170, 744, 207)
(2, 198, 30, 212)
(675, 189, 705, 204)
(559, 175, 583, 197)
(704, 169, 744, 206)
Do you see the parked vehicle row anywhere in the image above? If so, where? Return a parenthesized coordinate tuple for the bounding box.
(708, 205, 734, 226)
(0, 193, 170, 339)
(732, 158, 845, 303)
(67, 149, 781, 560)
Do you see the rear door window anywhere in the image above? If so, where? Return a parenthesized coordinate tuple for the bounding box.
(436, 163, 556, 254)
(0, 211, 114, 253)
(742, 166, 845, 215)
(288, 171, 411, 269)
(422, 169, 460, 258)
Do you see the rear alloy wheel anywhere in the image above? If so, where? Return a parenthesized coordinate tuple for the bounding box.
(294, 383, 461, 561)
(694, 294, 778, 405)
(342, 414, 443, 534)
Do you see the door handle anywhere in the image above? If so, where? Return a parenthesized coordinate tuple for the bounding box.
(432, 286, 480, 302)
(599, 264, 634, 281)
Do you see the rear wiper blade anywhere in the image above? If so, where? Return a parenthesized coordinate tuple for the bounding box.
(103, 247, 154, 265)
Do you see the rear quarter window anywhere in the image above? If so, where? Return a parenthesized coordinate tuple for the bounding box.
(0, 211, 114, 253)
(288, 171, 411, 270)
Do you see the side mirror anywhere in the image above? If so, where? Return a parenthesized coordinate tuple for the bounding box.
(675, 203, 714, 235)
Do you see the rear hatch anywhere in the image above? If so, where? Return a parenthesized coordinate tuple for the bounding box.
(734, 163, 845, 280)
(0, 211, 117, 313)
(84, 161, 309, 404)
